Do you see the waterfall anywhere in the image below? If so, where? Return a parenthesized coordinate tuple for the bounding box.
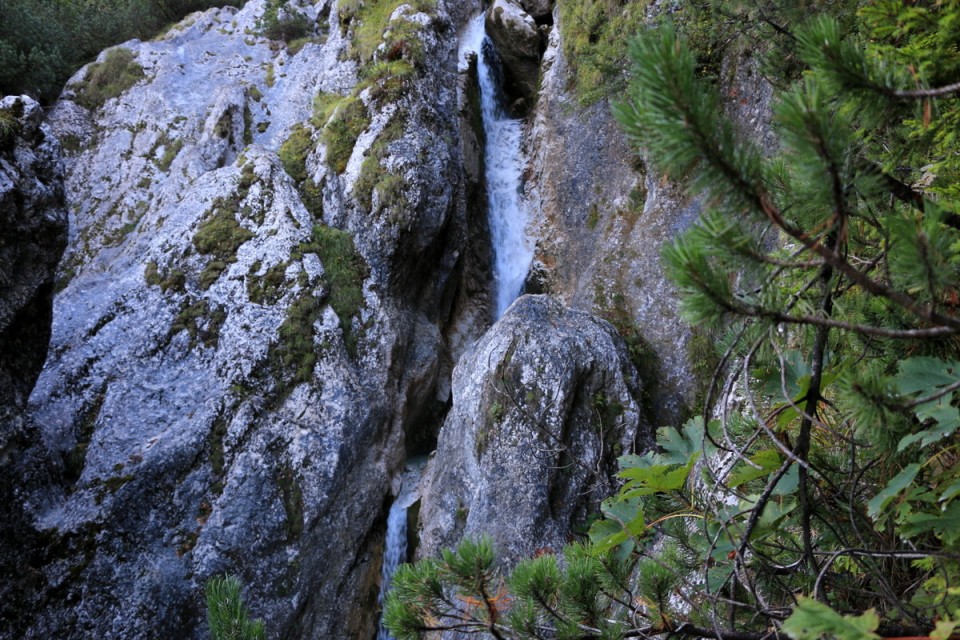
(460, 15, 535, 319)
(376, 458, 426, 640)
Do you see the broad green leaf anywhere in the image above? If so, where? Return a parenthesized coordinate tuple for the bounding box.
(772, 464, 800, 496)
(600, 495, 645, 535)
(728, 449, 782, 488)
(940, 478, 960, 502)
(895, 357, 960, 396)
(588, 519, 629, 552)
(620, 454, 698, 495)
(782, 597, 880, 640)
(656, 417, 717, 465)
(756, 498, 797, 533)
(898, 398, 960, 451)
(900, 501, 960, 545)
(931, 619, 959, 640)
(867, 464, 920, 519)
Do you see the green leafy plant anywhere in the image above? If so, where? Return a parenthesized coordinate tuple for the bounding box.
(72, 48, 145, 110)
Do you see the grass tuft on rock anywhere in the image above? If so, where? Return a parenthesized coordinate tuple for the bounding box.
(320, 96, 369, 174)
(73, 48, 145, 110)
(193, 198, 255, 290)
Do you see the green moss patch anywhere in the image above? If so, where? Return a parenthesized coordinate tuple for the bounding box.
(170, 299, 228, 349)
(320, 96, 369, 174)
(279, 124, 314, 183)
(63, 392, 106, 487)
(247, 261, 289, 305)
(557, 0, 649, 105)
(276, 464, 304, 541)
(267, 225, 367, 395)
(157, 138, 183, 171)
(340, 0, 436, 64)
(193, 197, 255, 290)
(354, 115, 406, 212)
(295, 225, 367, 352)
(144, 260, 186, 294)
(73, 48, 145, 111)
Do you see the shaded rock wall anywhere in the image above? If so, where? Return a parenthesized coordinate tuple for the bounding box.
(0, 96, 68, 425)
(0, 94, 68, 636)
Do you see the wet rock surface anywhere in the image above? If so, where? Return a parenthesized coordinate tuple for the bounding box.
(418, 295, 653, 565)
(485, 0, 542, 112)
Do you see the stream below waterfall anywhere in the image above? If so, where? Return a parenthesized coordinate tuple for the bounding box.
(376, 457, 427, 640)
(460, 14, 534, 319)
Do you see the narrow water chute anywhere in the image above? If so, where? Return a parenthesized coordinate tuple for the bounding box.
(460, 15, 534, 319)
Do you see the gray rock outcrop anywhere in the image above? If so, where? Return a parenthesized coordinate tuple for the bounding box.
(485, 0, 542, 112)
(2, 0, 483, 637)
(523, 21, 699, 426)
(417, 295, 653, 564)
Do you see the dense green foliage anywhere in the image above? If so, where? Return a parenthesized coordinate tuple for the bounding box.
(205, 575, 265, 640)
(386, 3, 960, 639)
(0, 0, 244, 104)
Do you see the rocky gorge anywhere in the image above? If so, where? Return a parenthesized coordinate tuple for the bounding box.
(0, 0, 776, 637)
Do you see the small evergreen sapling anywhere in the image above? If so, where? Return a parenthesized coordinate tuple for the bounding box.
(205, 575, 265, 640)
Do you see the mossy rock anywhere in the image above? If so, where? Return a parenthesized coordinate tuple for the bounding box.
(320, 96, 369, 174)
(73, 48, 145, 111)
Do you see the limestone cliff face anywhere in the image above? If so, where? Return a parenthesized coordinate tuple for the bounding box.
(522, 19, 698, 427)
(522, 8, 776, 426)
(4, 0, 483, 637)
(0, 0, 780, 635)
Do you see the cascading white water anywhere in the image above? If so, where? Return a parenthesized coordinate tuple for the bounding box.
(376, 458, 426, 640)
(460, 15, 535, 319)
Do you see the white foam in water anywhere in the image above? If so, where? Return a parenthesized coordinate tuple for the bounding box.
(375, 499, 408, 640)
(460, 15, 535, 319)
(376, 459, 427, 640)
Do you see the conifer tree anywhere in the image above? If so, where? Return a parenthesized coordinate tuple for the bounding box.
(385, 3, 960, 639)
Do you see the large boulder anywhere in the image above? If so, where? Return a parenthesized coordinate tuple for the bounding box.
(485, 0, 542, 112)
(417, 295, 654, 564)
